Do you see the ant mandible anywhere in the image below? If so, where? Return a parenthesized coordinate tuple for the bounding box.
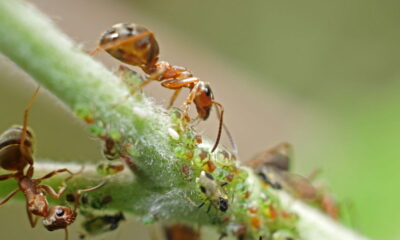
(0, 87, 105, 240)
(91, 23, 227, 152)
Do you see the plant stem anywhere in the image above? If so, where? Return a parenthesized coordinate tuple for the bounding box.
(0, 1, 369, 239)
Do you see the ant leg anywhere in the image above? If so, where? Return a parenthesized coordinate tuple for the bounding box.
(88, 47, 101, 56)
(36, 167, 83, 199)
(34, 168, 80, 183)
(161, 77, 201, 115)
(206, 204, 211, 213)
(183, 81, 202, 117)
(20, 87, 40, 165)
(0, 189, 20, 206)
(307, 168, 322, 181)
(26, 164, 34, 178)
(25, 203, 39, 227)
(0, 173, 15, 181)
(38, 184, 68, 200)
(167, 88, 182, 109)
(211, 101, 224, 153)
(134, 77, 154, 92)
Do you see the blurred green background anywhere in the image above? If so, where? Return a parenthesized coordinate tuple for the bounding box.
(1, 0, 399, 239)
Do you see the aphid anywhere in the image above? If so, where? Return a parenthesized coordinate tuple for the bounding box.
(0, 88, 105, 239)
(91, 23, 229, 153)
(247, 142, 317, 200)
(102, 136, 120, 160)
(80, 212, 125, 238)
(97, 162, 125, 176)
(197, 170, 229, 212)
(164, 224, 201, 240)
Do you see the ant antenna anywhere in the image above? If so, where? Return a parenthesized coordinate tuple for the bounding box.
(20, 86, 40, 164)
(64, 228, 68, 240)
(73, 180, 108, 212)
(211, 101, 224, 153)
(212, 102, 238, 156)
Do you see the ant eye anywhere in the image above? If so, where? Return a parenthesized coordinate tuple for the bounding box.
(56, 209, 65, 217)
(202, 85, 213, 98)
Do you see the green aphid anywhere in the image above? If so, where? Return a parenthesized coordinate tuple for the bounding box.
(215, 149, 235, 167)
(213, 168, 229, 180)
(125, 143, 141, 157)
(141, 215, 156, 225)
(89, 123, 105, 136)
(97, 162, 124, 176)
(174, 145, 190, 159)
(109, 128, 122, 141)
(74, 104, 94, 122)
(193, 148, 210, 166)
(90, 194, 113, 210)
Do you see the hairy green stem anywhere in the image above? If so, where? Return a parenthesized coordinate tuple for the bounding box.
(0, 1, 368, 239)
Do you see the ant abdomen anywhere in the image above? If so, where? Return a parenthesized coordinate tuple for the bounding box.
(99, 23, 159, 68)
(0, 125, 35, 171)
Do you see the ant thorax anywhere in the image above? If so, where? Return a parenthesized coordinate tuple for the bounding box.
(28, 193, 48, 216)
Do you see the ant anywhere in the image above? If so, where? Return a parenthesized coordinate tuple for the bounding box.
(246, 142, 317, 200)
(248, 143, 342, 219)
(0, 88, 105, 240)
(91, 23, 231, 153)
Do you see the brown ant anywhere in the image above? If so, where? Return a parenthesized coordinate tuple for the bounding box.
(0, 88, 105, 239)
(248, 143, 342, 219)
(91, 23, 231, 153)
(247, 142, 317, 200)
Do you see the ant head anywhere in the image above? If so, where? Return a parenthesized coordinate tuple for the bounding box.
(194, 82, 214, 120)
(42, 206, 76, 231)
(99, 23, 160, 69)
